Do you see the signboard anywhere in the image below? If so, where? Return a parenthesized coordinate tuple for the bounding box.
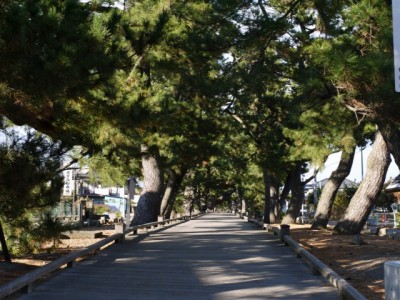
(92, 196, 126, 220)
(62, 170, 73, 196)
(393, 1, 400, 92)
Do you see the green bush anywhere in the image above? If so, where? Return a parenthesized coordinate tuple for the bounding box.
(2, 216, 40, 255)
(94, 205, 107, 215)
(32, 212, 73, 250)
(331, 187, 357, 220)
(2, 210, 74, 256)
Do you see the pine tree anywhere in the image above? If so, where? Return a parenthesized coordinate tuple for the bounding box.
(334, 131, 391, 234)
(0, 125, 67, 261)
(0, 0, 130, 150)
(120, 0, 242, 224)
(303, 0, 400, 232)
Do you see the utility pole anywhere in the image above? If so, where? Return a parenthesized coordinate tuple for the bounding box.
(393, 0, 400, 92)
(361, 147, 364, 180)
(126, 177, 136, 225)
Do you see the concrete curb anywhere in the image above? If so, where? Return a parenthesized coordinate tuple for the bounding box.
(281, 233, 366, 300)
(245, 217, 366, 300)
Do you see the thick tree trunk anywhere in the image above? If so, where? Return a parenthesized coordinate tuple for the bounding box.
(333, 131, 391, 234)
(160, 167, 187, 219)
(270, 175, 280, 223)
(282, 163, 304, 224)
(262, 165, 271, 224)
(131, 145, 164, 225)
(0, 221, 11, 262)
(379, 124, 400, 167)
(311, 147, 356, 229)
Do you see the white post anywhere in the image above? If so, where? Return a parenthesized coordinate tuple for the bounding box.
(385, 261, 400, 299)
(393, 1, 400, 92)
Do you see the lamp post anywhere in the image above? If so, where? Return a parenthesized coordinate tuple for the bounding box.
(69, 166, 80, 219)
(361, 146, 365, 180)
(126, 177, 135, 225)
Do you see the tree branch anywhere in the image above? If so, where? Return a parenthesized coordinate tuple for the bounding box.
(302, 167, 320, 185)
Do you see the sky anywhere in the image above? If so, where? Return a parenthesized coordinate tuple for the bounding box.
(308, 145, 400, 184)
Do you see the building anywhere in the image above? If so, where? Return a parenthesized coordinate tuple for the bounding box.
(311, 178, 358, 192)
(58, 163, 137, 226)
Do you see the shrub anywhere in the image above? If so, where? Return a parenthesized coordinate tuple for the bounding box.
(331, 187, 357, 220)
(32, 211, 73, 251)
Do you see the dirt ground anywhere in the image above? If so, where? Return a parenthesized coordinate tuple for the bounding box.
(288, 224, 399, 300)
(1, 225, 399, 299)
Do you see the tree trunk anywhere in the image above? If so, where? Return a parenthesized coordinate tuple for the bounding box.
(279, 173, 292, 212)
(262, 165, 271, 224)
(333, 131, 391, 234)
(379, 124, 400, 167)
(160, 169, 176, 217)
(311, 147, 356, 229)
(0, 221, 11, 262)
(237, 185, 247, 215)
(160, 167, 187, 219)
(282, 163, 304, 224)
(183, 186, 195, 216)
(131, 145, 164, 225)
(270, 175, 280, 223)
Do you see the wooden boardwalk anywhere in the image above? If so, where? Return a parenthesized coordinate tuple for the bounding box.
(13, 213, 340, 300)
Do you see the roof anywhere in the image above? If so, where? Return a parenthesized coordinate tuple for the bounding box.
(315, 178, 358, 190)
(386, 174, 400, 193)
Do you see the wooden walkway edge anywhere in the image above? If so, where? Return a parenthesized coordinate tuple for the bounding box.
(247, 218, 366, 300)
(9, 213, 341, 300)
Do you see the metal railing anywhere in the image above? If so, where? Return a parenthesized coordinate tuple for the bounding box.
(367, 212, 398, 227)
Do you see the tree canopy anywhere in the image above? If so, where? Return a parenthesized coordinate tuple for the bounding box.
(0, 0, 399, 231)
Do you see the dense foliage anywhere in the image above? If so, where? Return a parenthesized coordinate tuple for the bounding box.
(1, 0, 400, 241)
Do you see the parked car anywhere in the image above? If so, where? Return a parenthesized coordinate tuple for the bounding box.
(92, 214, 110, 224)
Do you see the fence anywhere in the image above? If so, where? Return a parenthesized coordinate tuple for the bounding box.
(367, 212, 399, 227)
(0, 214, 202, 298)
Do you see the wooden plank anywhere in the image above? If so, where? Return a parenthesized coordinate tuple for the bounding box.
(0, 233, 122, 299)
(13, 214, 341, 300)
(0, 215, 196, 298)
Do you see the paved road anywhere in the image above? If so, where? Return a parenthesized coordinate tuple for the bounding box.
(14, 213, 340, 299)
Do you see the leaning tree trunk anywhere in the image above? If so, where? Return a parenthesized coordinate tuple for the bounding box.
(333, 131, 391, 234)
(160, 169, 176, 217)
(262, 165, 271, 224)
(282, 163, 304, 224)
(0, 221, 11, 262)
(131, 145, 164, 225)
(379, 124, 400, 167)
(311, 147, 356, 229)
(161, 167, 187, 219)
